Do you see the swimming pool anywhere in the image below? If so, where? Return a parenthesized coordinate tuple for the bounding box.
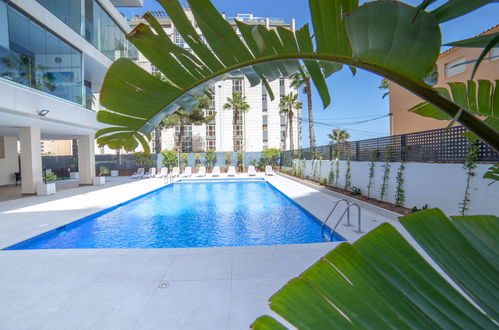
(5, 179, 344, 249)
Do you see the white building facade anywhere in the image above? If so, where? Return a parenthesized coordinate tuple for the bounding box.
(130, 11, 301, 153)
(0, 0, 143, 190)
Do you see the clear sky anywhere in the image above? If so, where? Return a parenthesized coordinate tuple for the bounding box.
(118, 0, 498, 146)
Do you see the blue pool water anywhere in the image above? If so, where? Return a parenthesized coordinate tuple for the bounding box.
(6, 179, 344, 249)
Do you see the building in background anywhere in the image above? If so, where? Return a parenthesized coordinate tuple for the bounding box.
(130, 10, 301, 153)
(389, 25, 499, 135)
(0, 0, 143, 189)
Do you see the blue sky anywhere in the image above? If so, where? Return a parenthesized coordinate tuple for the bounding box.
(118, 0, 498, 146)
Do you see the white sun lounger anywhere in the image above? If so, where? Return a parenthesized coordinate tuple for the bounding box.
(227, 166, 236, 177)
(248, 165, 257, 176)
(181, 166, 192, 177)
(211, 166, 220, 177)
(169, 167, 180, 177)
(131, 168, 144, 179)
(143, 168, 156, 178)
(155, 167, 168, 178)
(197, 166, 206, 177)
(265, 165, 275, 176)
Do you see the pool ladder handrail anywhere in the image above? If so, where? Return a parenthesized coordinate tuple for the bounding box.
(329, 203, 363, 241)
(163, 174, 174, 185)
(322, 199, 363, 241)
(321, 199, 352, 238)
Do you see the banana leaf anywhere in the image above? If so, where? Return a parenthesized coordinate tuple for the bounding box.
(252, 209, 498, 329)
(96, 0, 499, 152)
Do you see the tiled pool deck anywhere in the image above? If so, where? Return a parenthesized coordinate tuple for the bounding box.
(0, 174, 402, 329)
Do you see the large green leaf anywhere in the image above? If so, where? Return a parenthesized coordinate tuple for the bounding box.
(430, 0, 497, 23)
(346, 1, 441, 82)
(96, 0, 499, 152)
(483, 163, 499, 183)
(410, 80, 498, 127)
(401, 209, 499, 321)
(252, 210, 498, 329)
(451, 215, 499, 269)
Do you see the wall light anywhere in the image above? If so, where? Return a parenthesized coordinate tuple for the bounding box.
(38, 109, 49, 116)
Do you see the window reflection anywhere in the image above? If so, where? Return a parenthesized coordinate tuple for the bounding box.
(35, 0, 138, 61)
(0, 2, 83, 104)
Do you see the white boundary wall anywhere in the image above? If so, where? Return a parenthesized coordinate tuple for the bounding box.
(290, 160, 499, 216)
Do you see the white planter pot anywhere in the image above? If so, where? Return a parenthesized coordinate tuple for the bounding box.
(93, 176, 106, 186)
(110, 170, 119, 177)
(69, 172, 79, 179)
(36, 182, 56, 196)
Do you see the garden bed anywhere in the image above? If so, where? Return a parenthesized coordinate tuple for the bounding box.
(278, 170, 413, 216)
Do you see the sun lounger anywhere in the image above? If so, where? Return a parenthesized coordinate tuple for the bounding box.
(143, 168, 156, 178)
(227, 166, 236, 177)
(169, 167, 180, 177)
(155, 167, 168, 178)
(131, 168, 144, 179)
(265, 165, 275, 176)
(197, 166, 206, 177)
(248, 165, 257, 176)
(181, 166, 192, 177)
(211, 166, 220, 177)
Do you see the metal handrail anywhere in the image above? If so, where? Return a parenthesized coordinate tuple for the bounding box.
(322, 199, 350, 238)
(330, 203, 363, 241)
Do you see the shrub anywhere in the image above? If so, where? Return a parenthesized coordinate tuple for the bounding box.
(161, 150, 178, 169)
(182, 153, 188, 168)
(43, 172, 57, 182)
(99, 166, 109, 176)
(350, 186, 361, 195)
(225, 152, 232, 169)
(133, 152, 155, 167)
(261, 148, 281, 166)
(204, 149, 216, 168)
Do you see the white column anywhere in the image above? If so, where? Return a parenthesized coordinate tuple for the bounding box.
(19, 127, 42, 195)
(77, 135, 95, 185)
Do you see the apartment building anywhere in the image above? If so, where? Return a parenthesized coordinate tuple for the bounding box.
(389, 25, 499, 135)
(130, 10, 301, 153)
(0, 0, 143, 190)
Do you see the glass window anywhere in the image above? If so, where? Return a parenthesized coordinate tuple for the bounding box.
(445, 57, 466, 77)
(206, 125, 216, 137)
(36, 0, 81, 34)
(232, 78, 243, 94)
(279, 78, 285, 95)
(491, 48, 499, 61)
(207, 140, 216, 151)
(0, 0, 9, 77)
(1, 2, 83, 104)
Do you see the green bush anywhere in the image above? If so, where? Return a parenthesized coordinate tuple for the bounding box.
(204, 150, 216, 168)
(182, 153, 188, 168)
(43, 172, 57, 182)
(161, 150, 178, 169)
(225, 152, 232, 168)
(133, 152, 155, 167)
(99, 166, 109, 176)
(261, 148, 281, 166)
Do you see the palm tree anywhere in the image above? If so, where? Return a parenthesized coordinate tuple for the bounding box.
(328, 128, 350, 145)
(379, 78, 390, 99)
(154, 95, 212, 153)
(223, 93, 250, 152)
(279, 93, 302, 151)
(162, 95, 215, 153)
(290, 68, 315, 149)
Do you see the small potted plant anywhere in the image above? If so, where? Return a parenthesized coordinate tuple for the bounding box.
(93, 166, 109, 185)
(37, 172, 57, 196)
